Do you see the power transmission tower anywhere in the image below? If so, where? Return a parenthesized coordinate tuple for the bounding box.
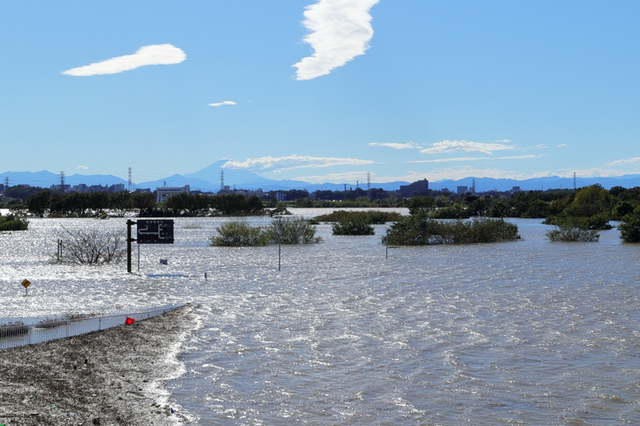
(59, 171, 65, 192)
(128, 167, 133, 192)
(367, 172, 371, 191)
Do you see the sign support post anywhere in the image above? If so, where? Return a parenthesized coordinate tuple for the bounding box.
(21, 279, 31, 297)
(127, 220, 135, 273)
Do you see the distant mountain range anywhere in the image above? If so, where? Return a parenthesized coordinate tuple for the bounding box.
(3, 160, 640, 193)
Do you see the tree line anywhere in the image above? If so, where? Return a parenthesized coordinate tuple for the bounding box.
(5, 184, 640, 241)
(6, 190, 265, 218)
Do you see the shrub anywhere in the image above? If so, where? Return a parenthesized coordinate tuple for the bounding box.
(210, 220, 270, 246)
(266, 217, 322, 244)
(544, 213, 612, 230)
(429, 203, 471, 219)
(55, 227, 125, 265)
(619, 211, 640, 243)
(546, 226, 600, 242)
(210, 217, 322, 246)
(331, 219, 375, 236)
(314, 210, 401, 224)
(0, 214, 28, 231)
(382, 214, 519, 246)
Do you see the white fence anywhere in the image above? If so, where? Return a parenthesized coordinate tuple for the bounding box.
(0, 304, 184, 351)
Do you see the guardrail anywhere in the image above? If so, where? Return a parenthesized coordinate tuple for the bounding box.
(0, 304, 184, 351)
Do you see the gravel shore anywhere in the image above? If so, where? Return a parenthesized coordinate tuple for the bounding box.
(0, 304, 197, 425)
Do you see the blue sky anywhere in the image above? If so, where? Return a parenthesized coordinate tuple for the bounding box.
(1, 1, 639, 186)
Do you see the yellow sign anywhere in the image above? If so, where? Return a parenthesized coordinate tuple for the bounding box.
(21, 279, 31, 289)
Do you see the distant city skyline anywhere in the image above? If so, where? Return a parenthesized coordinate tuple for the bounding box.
(2, 1, 639, 185)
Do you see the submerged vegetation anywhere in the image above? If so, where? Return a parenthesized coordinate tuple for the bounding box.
(331, 219, 375, 236)
(210, 217, 322, 247)
(546, 226, 600, 242)
(618, 208, 640, 243)
(209, 220, 270, 247)
(54, 228, 125, 265)
(0, 214, 28, 231)
(383, 214, 520, 246)
(314, 210, 401, 224)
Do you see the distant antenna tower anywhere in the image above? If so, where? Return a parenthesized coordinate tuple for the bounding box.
(128, 167, 133, 192)
(472, 178, 476, 194)
(367, 172, 371, 190)
(356, 180, 359, 189)
(573, 172, 577, 192)
(59, 171, 65, 191)
(344, 184, 347, 192)
(3, 177, 8, 188)
(220, 170, 225, 191)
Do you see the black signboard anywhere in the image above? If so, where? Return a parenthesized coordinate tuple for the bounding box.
(136, 219, 174, 244)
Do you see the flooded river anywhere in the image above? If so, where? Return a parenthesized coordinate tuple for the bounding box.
(1, 209, 639, 424)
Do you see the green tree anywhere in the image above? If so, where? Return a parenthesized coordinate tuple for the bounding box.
(27, 190, 51, 217)
(407, 196, 435, 214)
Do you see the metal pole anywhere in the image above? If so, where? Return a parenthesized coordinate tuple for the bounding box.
(386, 228, 389, 259)
(127, 220, 134, 273)
(278, 216, 282, 271)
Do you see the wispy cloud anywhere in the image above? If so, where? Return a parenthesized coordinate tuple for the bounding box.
(408, 154, 542, 163)
(297, 171, 375, 184)
(369, 141, 423, 150)
(607, 157, 640, 166)
(223, 155, 373, 172)
(62, 44, 186, 76)
(420, 139, 514, 155)
(208, 101, 236, 107)
(293, 0, 379, 80)
(77, 165, 89, 170)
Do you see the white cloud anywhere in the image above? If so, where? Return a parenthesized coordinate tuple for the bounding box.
(296, 171, 375, 184)
(62, 44, 186, 76)
(557, 144, 567, 147)
(223, 155, 373, 172)
(293, 0, 379, 80)
(369, 142, 423, 150)
(607, 157, 640, 166)
(408, 154, 542, 163)
(209, 101, 237, 107)
(77, 165, 89, 170)
(420, 139, 514, 155)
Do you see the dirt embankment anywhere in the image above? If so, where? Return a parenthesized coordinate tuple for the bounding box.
(0, 305, 196, 425)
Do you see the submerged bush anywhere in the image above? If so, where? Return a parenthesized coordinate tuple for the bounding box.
(210, 220, 270, 246)
(546, 226, 600, 242)
(331, 218, 375, 236)
(618, 210, 640, 243)
(382, 214, 519, 246)
(314, 210, 401, 224)
(55, 227, 125, 265)
(0, 214, 28, 231)
(210, 217, 322, 246)
(266, 217, 322, 244)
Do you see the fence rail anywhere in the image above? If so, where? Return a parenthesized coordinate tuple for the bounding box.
(0, 304, 184, 351)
